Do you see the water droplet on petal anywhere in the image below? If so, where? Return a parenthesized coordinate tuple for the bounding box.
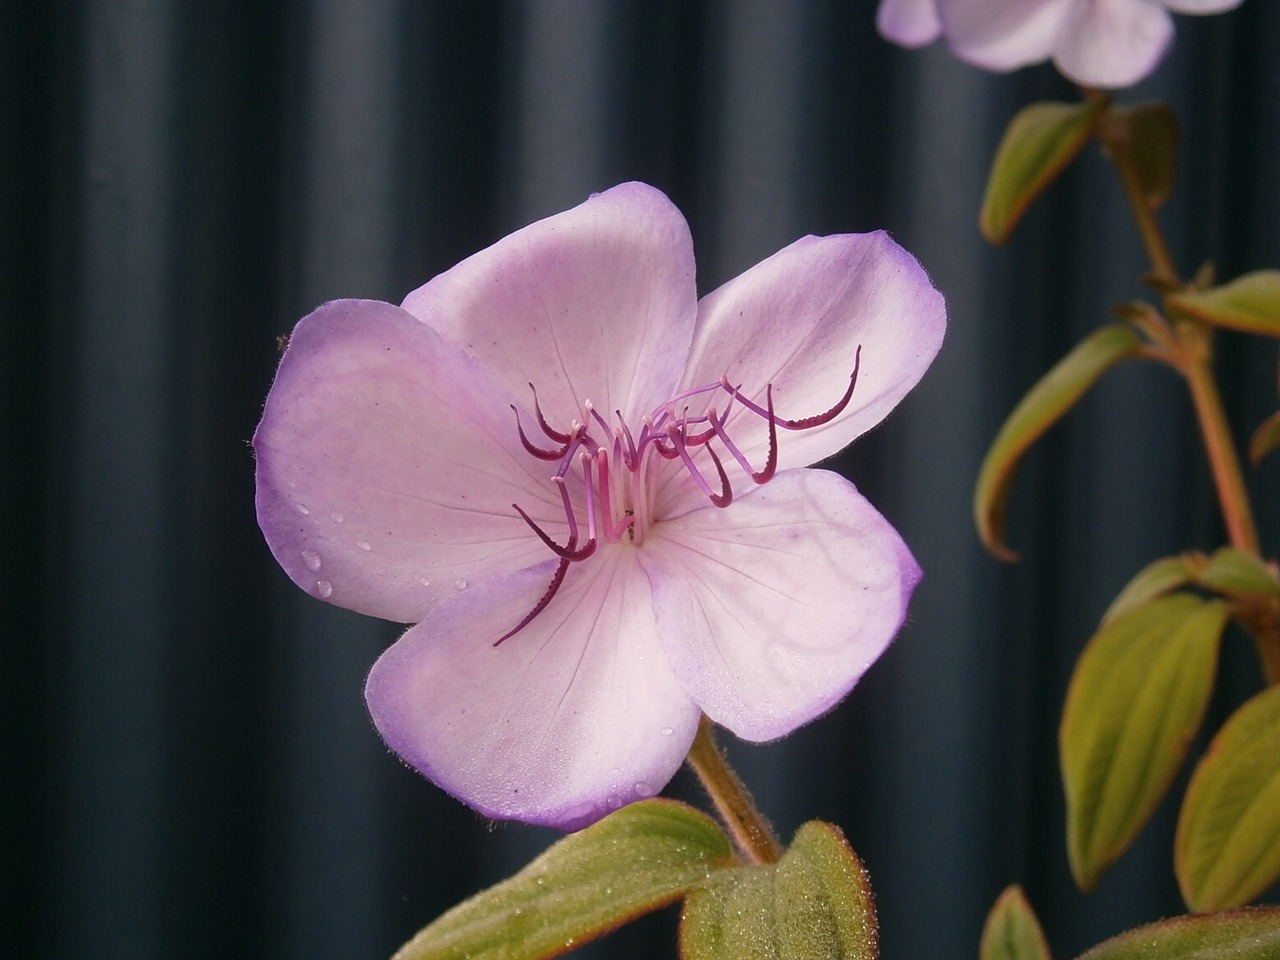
(300, 549, 322, 572)
(295, 502, 310, 516)
(315, 580, 333, 599)
(454, 579, 468, 590)
(634, 782, 655, 797)
(419, 578, 431, 587)
(559, 802, 596, 824)
(356, 540, 372, 551)
(660, 727, 674, 736)
(329, 512, 344, 524)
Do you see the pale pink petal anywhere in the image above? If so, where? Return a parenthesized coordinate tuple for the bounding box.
(877, 0, 943, 47)
(639, 470, 921, 742)
(254, 299, 558, 623)
(364, 552, 701, 830)
(674, 232, 944, 491)
(1052, 0, 1173, 87)
(938, 0, 1073, 71)
(401, 182, 697, 429)
(1163, 0, 1241, 13)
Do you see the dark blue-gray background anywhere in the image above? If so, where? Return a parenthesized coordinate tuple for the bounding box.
(4, 2, 1278, 958)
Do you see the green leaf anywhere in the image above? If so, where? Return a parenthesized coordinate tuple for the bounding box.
(681, 821, 877, 960)
(980, 98, 1107, 244)
(1061, 594, 1228, 891)
(1194, 547, 1280, 600)
(1109, 102, 1179, 211)
(980, 886, 1052, 960)
(975, 325, 1143, 561)
(392, 799, 733, 960)
(1101, 554, 1197, 626)
(1168, 270, 1280, 337)
(1177, 685, 1280, 911)
(1073, 908, 1280, 960)
(1248, 410, 1280, 465)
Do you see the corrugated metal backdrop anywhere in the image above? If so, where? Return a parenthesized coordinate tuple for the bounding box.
(4, 2, 1278, 958)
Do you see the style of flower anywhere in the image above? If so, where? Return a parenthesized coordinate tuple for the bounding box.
(254, 183, 945, 830)
(877, 0, 1243, 88)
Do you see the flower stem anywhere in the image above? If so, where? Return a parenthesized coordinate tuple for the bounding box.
(685, 716, 783, 865)
(1180, 340, 1261, 557)
(1254, 620, 1280, 687)
(1176, 348, 1280, 684)
(1098, 100, 1280, 682)
(1099, 113, 1260, 550)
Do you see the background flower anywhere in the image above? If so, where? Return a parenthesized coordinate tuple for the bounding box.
(877, 0, 943, 46)
(878, 0, 1244, 87)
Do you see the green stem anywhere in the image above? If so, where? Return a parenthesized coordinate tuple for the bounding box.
(685, 716, 783, 865)
(1181, 348, 1280, 682)
(1100, 111, 1261, 553)
(1181, 344, 1260, 557)
(1255, 620, 1280, 687)
(1098, 100, 1280, 682)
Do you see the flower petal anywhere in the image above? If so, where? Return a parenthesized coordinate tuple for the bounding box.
(365, 552, 701, 830)
(677, 232, 944, 481)
(1053, 0, 1173, 88)
(639, 469, 921, 742)
(254, 299, 557, 623)
(401, 182, 698, 428)
(938, 0, 1073, 71)
(877, 0, 944, 47)
(1163, 0, 1241, 13)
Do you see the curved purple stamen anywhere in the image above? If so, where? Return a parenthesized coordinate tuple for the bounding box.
(723, 345, 861, 430)
(585, 400, 612, 438)
(512, 405, 568, 461)
(498, 347, 863, 643)
(614, 412, 639, 469)
(665, 419, 732, 507)
(512, 499, 596, 562)
(493, 556, 571, 647)
(708, 383, 776, 484)
(704, 444, 732, 507)
(528, 383, 571, 443)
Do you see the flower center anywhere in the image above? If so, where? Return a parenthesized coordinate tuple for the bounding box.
(495, 347, 863, 645)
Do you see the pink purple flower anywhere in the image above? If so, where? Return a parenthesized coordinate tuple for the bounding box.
(877, 0, 1243, 88)
(254, 183, 945, 829)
